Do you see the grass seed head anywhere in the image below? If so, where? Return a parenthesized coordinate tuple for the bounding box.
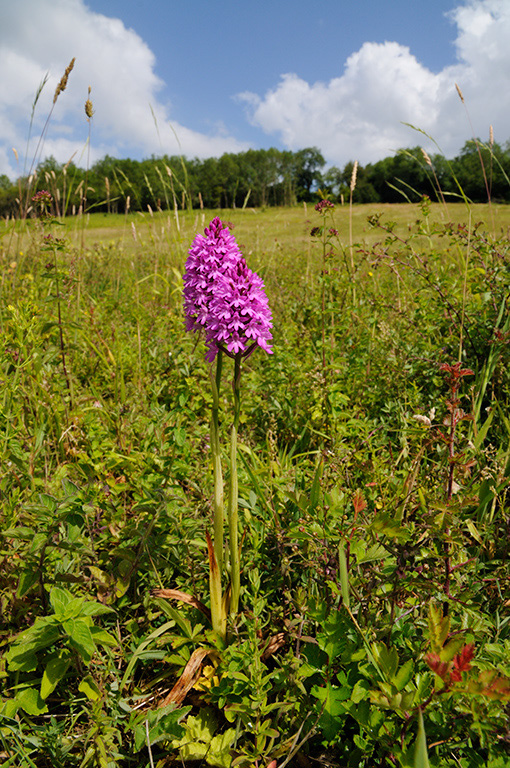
(350, 160, 358, 192)
(85, 86, 94, 119)
(421, 148, 433, 167)
(53, 58, 76, 104)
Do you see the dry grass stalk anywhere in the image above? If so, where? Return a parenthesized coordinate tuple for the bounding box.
(159, 647, 213, 708)
(152, 588, 211, 620)
(420, 148, 450, 217)
(261, 632, 286, 660)
(349, 161, 358, 304)
(455, 82, 465, 103)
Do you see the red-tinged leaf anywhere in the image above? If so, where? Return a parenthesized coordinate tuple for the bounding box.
(424, 653, 450, 681)
(453, 643, 475, 675)
(450, 667, 462, 683)
(352, 490, 367, 515)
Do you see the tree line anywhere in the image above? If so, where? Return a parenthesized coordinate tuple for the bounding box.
(1, 138, 509, 217)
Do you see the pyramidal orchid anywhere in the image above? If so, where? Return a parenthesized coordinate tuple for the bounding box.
(183, 217, 242, 336)
(184, 217, 273, 361)
(182, 218, 273, 640)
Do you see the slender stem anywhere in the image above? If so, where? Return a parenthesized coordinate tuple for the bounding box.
(444, 377, 459, 617)
(228, 354, 242, 616)
(321, 234, 327, 375)
(349, 194, 354, 284)
(349, 181, 357, 306)
(53, 245, 72, 411)
(210, 351, 224, 572)
(458, 210, 471, 362)
(208, 351, 227, 639)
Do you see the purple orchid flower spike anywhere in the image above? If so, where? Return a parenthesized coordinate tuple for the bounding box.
(205, 257, 273, 361)
(183, 217, 242, 335)
(183, 217, 273, 360)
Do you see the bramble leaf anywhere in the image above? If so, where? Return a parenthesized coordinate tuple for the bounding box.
(78, 675, 102, 701)
(40, 653, 70, 699)
(16, 688, 48, 715)
(63, 618, 96, 663)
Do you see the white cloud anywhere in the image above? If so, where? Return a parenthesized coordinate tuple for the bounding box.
(239, 43, 441, 163)
(0, 0, 248, 177)
(240, 0, 510, 167)
(2, 0, 509, 181)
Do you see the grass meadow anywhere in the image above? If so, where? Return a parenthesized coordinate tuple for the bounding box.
(1, 197, 510, 767)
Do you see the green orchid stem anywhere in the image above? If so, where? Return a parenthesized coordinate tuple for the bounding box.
(228, 353, 242, 617)
(210, 351, 224, 574)
(206, 531, 226, 641)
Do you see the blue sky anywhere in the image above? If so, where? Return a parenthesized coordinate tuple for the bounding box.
(84, 0, 458, 141)
(1, 0, 509, 178)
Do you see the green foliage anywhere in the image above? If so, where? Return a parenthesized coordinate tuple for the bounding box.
(1, 198, 510, 767)
(7, 130, 510, 218)
(3, 586, 116, 715)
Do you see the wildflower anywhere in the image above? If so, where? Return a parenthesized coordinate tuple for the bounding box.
(32, 190, 53, 217)
(205, 257, 273, 361)
(184, 217, 242, 334)
(32, 190, 52, 205)
(315, 200, 334, 213)
(184, 217, 273, 361)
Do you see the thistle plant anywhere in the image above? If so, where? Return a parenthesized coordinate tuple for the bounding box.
(183, 217, 273, 640)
